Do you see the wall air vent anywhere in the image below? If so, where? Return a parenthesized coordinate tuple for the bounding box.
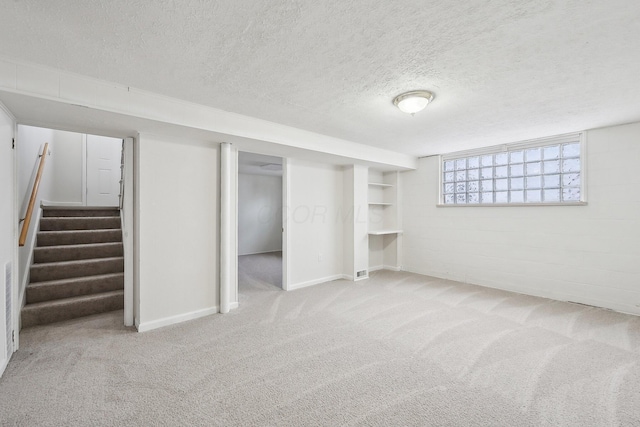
(357, 270, 367, 278)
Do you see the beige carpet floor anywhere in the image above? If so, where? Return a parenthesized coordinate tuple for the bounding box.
(1, 269, 640, 426)
(238, 251, 282, 290)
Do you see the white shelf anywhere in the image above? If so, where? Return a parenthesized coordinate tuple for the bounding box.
(368, 230, 403, 236)
(368, 202, 392, 206)
(368, 182, 393, 188)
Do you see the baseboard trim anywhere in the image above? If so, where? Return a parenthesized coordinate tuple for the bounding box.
(400, 267, 640, 317)
(41, 201, 85, 207)
(288, 274, 348, 291)
(0, 356, 8, 379)
(229, 301, 239, 310)
(238, 250, 283, 256)
(137, 306, 219, 332)
(42, 203, 119, 210)
(369, 265, 401, 273)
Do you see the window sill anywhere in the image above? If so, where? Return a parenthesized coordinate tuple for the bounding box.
(437, 202, 587, 207)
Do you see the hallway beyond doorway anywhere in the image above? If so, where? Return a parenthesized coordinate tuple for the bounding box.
(239, 251, 282, 293)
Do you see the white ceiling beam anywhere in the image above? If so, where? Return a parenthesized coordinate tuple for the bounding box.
(0, 57, 417, 170)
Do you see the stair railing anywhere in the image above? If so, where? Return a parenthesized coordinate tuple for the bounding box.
(19, 143, 49, 247)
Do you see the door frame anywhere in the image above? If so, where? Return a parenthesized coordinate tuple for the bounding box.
(229, 149, 290, 309)
(82, 133, 134, 326)
(122, 137, 135, 327)
(81, 134, 87, 206)
(10, 113, 19, 359)
(281, 157, 290, 290)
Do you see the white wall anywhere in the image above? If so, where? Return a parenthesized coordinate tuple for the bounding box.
(16, 125, 85, 300)
(0, 103, 15, 376)
(16, 125, 52, 302)
(238, 173, 282, 255)
(343, 167, 355, 278)
(343, 165, 369, 280)
(401, 121, 640, 315)
(17, 126, 53, 214)
(49, 130, 83, 204)
(353, 166, 369, 278)
(136, 134, 219, 331)
(17, 125, 84, 208)
(288, 159, 345, 289)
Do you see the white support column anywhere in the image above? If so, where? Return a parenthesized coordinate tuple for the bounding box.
(220, 142, 231, 314)
(353, 165, 369, 280)
(282, 158, 290, 291)
(122, 137, 135, 326)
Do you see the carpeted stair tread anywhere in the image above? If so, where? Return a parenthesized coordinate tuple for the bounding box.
(30, 257, 124, 283)
(40, 216, 121, 231)
(34, 242, 123, 263)
(23, 208, 125, 327)
(21, 290, 124, 327)
(43, 208, 119, 217)
(26, 273, 124, 304)
(37, 229, 122, 246)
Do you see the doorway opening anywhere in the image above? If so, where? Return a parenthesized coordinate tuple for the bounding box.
(237, 152, 284, 295)
(15, 124, 131, 332)
(85, 134, 123, 207)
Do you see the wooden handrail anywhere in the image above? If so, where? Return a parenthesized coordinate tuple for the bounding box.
(19, 143, 49, 247)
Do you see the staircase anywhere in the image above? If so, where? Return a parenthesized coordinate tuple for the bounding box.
(21, 207, 124, 327)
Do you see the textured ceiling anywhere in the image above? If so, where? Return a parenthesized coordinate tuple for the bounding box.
(1, 0, 640, 156)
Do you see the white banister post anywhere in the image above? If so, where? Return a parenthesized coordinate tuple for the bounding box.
(220, 142, 231, 314)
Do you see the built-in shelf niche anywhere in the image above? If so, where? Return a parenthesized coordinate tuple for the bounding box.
(368, 170, 402, 272)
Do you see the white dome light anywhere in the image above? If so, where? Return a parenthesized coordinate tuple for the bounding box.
(393, 90, 435, 115)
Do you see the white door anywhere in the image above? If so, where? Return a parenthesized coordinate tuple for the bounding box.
(86, 135, 122, 207)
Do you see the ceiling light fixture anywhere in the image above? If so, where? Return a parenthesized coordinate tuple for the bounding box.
(393, 90, 435, 115)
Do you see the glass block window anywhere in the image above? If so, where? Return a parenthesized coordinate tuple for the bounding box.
(441, 134, 583, 205)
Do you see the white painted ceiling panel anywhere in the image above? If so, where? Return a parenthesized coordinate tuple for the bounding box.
(238, 152, 283, 177)
(0, 0, 639, 156)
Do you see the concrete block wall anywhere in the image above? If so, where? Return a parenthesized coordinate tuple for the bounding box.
(401, 121, 640, 315)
